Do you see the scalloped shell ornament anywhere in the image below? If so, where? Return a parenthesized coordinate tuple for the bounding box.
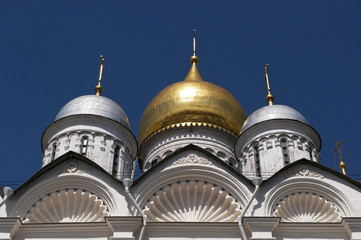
(24, 189, 109, 223)
(143, 181, 241, 222)
(273, 192, 341, 222)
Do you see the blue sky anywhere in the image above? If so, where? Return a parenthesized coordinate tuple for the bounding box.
(0, 1, 360, 187)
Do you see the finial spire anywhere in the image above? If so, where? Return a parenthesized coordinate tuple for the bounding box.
(185, 29, 202, 81)
(193, 29, 196, 56)
(264, 64, 274, 105)
(335, 141, 346, 175)
(190, 29, 199, 64)
(95, 55, 104, 96)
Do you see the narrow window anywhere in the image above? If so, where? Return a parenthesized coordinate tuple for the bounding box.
(80, 136, 88, 155)
(254, 145, 261, 177)
(281, 139, 290, 165)
(51, 143, 57, 161)
(112, 146, 120, 177)
(308, 146, 313, 161)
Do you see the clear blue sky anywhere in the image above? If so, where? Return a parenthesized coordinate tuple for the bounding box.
(1, 1, 360, 187)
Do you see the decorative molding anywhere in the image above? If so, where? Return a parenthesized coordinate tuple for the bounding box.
(285, 165, 324, 179)
(143, 180, 241, 222)
(173, 154, 213, 166)
(141, 121, 237, 146)
(52, 161, 91, 175)
(273, 192, 341, 222)
(24, 189, 109, 223)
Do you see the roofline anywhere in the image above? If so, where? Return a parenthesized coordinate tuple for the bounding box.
(262, 158, 361, 187)
(133, 144, 253, 186)
(13, 151, 120, 194)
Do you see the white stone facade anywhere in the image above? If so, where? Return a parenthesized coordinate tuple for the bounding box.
(1, 69, 361, 240)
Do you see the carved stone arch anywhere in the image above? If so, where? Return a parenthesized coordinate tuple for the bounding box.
(278, 133, 290, 141)
(144, 162, 151, 171)
(124, 146, 131, 155)
(13, 172, 117, 220)
(259, 137, 267, 146)
(204, 148, 215, 154)
(290, 135, 299, 141)
(250, 140, 260, 149)
(23, 189, 109, 223)
(267, 134, 277, 141)
(135, 163, 252, 216)
(143, 180, 242, 222)
(162, 150, 173, 158)
(68, 132, 79, 139)
(150, 156, 161, 167)
(68, 132, 79, 144)
(228, 157, 238, 168)
(93, 131, 105, 138)
(113, 137, 124, 147)
(78, 130, 93, 137)
(265, 176, 353, 219)
(216, 151, 227, 159)
(273, 192, 341, 222)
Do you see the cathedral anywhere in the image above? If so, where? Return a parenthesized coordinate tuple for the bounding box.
(1, 41, 361, 240)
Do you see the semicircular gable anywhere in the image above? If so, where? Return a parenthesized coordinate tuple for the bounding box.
(24, 189, 109, 223)
(143, 180, 241, 222)
(13, 167, 117, 219)
(273, 192, 341, 222)
(265, 177, 353, 220)
(134, 150, 253, 209)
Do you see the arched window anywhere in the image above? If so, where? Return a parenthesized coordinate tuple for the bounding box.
(112, 146, 120, 177)
(254, 145, 261, 177)
(80, 136, 88, 155)
(281, 139, 290, 165)
(51, 143, 57, 161)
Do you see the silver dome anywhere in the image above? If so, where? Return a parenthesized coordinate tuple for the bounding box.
(55, 95, 131, 129)
(241, 105, 308, 132)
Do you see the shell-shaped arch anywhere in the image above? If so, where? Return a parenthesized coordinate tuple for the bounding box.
(24, 189, 109, 223)
(143, 180, 241, 222)
(273, 192, 341, 222)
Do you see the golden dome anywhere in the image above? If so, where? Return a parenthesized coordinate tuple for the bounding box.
(138, 55, 247, 145)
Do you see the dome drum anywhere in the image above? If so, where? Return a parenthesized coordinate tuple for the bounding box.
(139, 125, 239, 172)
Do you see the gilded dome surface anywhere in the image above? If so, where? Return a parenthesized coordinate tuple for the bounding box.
(55, 95, 131, 129)
(138, 56, 247, 144)
(241, 105, 308, 133)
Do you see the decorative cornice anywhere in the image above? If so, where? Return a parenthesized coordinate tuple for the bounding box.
(52, 160, 91, 175)
(141, 122, 237, 146)
(285, 165, 324, 179)
(173, 154, 213, 166)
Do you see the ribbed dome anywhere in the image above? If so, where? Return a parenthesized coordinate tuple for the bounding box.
(55, 95, 131, 129)
(241, 105, 308, 133)
(138, 56, 247, 145)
